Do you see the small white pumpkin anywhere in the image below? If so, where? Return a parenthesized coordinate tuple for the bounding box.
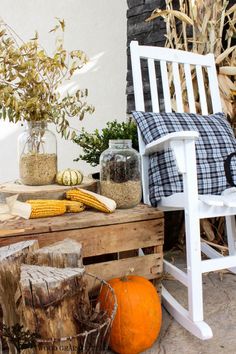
(56, 168, 83, 186)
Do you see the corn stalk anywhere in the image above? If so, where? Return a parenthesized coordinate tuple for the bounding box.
(146, 0, 236, 127)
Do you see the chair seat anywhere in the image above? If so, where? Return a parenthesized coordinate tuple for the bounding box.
(159, 191, 236, 218)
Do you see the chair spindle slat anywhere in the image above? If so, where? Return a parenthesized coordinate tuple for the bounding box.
(184, 63, 196, 113)
(148, 58, 160, 113)
(207, 61, 222, 113)
(172, 62, 184, 112)
(160, 60, 172, 112)
(196, 65, 208, 115)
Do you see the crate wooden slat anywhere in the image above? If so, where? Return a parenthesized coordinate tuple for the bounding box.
(0, 204, 164, 281)
(86, 253, 162, 283)
(0, 204, 162, 236)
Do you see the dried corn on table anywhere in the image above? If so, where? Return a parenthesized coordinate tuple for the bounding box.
(0, 204, 164, 282)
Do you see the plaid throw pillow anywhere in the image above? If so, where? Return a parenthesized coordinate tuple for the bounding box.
(132, 111, 236, 207)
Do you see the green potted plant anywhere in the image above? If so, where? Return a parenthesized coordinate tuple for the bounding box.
(73, 119, 138, 179)
(0, 19, 94, 185)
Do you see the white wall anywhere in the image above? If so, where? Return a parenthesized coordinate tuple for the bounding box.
(0, 0, 127, 182)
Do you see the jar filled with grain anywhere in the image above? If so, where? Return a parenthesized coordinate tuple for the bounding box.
(18, 121, 57, 185)
(100, 139, 142, 208)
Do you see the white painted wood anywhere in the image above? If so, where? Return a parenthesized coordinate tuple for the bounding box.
(222, 187, 236, 196)
(199, 195, 224, 207)
(201, 242, 224, 259)
(162, 286, 213, 340)
(198, 203, 236, 219)
(164, 260, 188, 286)
(182, 140, 203, 322)
(159, 193, 185, 209)
(160, 60, 172, 112)
(196, 65, 208, 115)
(223, 195, 236, 207)
(170, 140, 186, 174)
(172, 62, 184, 112)
(143, 131, 199, 155)
(130, 41, 145, 111)
(207, 54, 222, 113)
(225, 215, 236, 273)
(138, 129, 150, 205)
(148, 58, 160, 112)
(135, 43, 214, 66)
(130, 41, 236, 340)
(160, 195, 236, 217)
(201, 255, 236, 273)
(226, 215, 236, 254)
(184, 63, 196, 113)
(141, 154, 150, 205)
(202, 238, 236, 274)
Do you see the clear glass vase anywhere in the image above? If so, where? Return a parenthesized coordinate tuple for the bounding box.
(18, 121, 57, 185)
(100, 139, 142, 208)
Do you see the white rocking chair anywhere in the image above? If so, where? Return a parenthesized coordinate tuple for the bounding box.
(130, 40, 236, 340)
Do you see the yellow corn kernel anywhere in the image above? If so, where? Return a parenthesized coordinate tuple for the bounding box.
(66, 189, 115, 213)
(26, 200, 66, 219)
(61, 200, 85, 213)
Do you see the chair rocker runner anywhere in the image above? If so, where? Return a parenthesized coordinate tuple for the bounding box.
(130, 40, 236, 340)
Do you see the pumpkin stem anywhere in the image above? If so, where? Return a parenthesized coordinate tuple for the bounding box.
(121, 267, 135, 281)
(120, 275, 129, 282)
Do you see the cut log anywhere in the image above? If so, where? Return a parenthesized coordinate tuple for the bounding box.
(25, 238, 83, 268)
(0, 240, 39, 354)
(19, 264, 86, 354)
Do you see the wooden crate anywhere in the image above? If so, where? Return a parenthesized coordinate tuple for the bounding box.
(0, 204, 164, 282)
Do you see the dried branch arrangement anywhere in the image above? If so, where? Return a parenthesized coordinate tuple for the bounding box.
(147, 0, 236, 125)
(0, 18, 94, 139)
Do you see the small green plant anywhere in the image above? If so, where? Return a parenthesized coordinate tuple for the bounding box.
(0, 18, 94, 139)
(2, 323, 39, 354)
(73, 119, 139, 166)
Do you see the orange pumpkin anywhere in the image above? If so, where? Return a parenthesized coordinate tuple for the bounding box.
(99, 275, 162, 354)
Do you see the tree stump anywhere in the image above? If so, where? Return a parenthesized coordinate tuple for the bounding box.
(25, 238, 83, 268)
(0, 240, 39, 354)
(19, 265, 86, 354)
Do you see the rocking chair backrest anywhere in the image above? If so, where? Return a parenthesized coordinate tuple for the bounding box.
(130, 41, 222, 115)
(130, 41, 223, 205)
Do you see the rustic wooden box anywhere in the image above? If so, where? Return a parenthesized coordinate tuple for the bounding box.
(0, 204, 164, 282)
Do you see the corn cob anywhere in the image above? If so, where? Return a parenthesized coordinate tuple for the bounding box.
(61, 200, 85, 213)
(26, 200, 66, 219)
(66, 188, 116, 213)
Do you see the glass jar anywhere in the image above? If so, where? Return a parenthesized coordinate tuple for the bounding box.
(18, 121, 57, 185)
(100, 139, 142, 208)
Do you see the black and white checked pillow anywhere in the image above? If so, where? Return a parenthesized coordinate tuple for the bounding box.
(132, 111, 236, 207)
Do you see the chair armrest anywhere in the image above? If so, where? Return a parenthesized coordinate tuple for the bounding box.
(143, 131, 199, 156)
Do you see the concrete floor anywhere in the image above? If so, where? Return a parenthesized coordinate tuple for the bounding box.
(144, 271, 236, 354)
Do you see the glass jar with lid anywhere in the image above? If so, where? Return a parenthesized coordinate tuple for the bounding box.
(100, 139, 142, 208)
(18, 121, 57, 185)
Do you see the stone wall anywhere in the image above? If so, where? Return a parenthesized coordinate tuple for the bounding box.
(127, 0, 168, 113)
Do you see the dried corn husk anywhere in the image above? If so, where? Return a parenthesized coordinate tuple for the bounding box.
(147, 0, 236, 121)
(216, 46, 236, 64)
(146, 9, 193, 26)
(219, 66, 236, 76)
